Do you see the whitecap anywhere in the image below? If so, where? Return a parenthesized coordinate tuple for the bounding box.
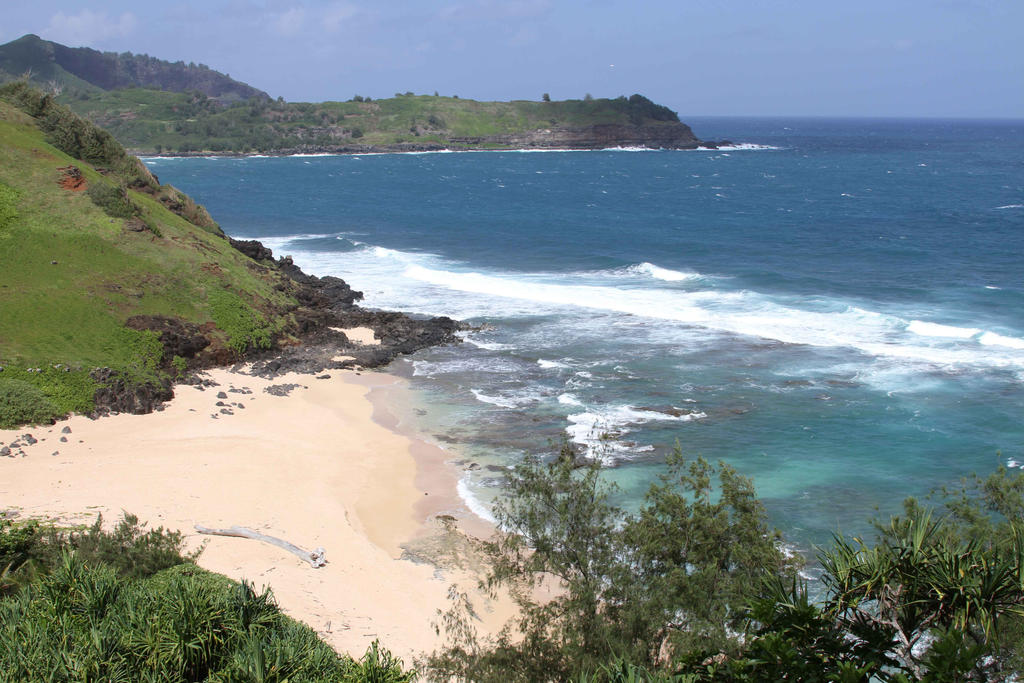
(906, 320, 980, 339)
(566, 405, 705, 464)
(538, 359, 572, 369)
(470, 389, 538, 409)
(702, 143, 781, 151)
(599, 146, 660, 152)
(978, 332, 1024, 350)
(995, 204, 1023, 210)
(463, 337, 515, 351)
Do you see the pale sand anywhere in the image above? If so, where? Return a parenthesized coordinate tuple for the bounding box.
(330, 326, 380, 346)
(0, 368, 511, 663)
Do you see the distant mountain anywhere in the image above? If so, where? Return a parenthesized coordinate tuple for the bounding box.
(0, 34, 269, 102)
(0, 35, 716, 155)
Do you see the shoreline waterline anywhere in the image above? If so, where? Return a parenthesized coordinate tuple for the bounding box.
(0, 366, 507, 662)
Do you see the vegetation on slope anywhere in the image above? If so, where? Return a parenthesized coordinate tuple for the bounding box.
(0, 33, 695, 155)
(427, 447, 1024, 682)
(0, 34, 268, 103)
(0, 81, 307, 426)
(60, 90, 689, 154)
(0, 513, 415, 681)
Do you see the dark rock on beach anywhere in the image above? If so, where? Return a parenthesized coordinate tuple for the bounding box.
(263, 383, 302, 397)
(90, 367, 174, 416)
(126, 315, 211, 362)
(232, 237, 467, 379)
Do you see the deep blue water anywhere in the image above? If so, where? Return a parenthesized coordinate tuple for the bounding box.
(144, 117, 1024, 558)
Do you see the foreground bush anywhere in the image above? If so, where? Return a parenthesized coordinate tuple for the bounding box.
(0, 378, 57, 428)
(0, 514, 416, 682)
(428, 449, 1024, 682)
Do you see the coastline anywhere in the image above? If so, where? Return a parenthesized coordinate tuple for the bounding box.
(136, 141, 754, 160)
(0, 365, 510, 662)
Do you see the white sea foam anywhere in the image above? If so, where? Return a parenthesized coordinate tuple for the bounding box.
(599, 146, 659, 152)
(700, 143, 781, 151)
(457, 477, 496, 524)
(558, 393, 583, 406)
(979, 332, 1024, 350)
(906, 320, 981, 339)
(566, 405, 705, 463)
(538, 359, 571, 369)
(288, 152, 341, 157)
(248, 235, 1024, 376)
(625, 262, 702, 281)
(463, 337, 515, 351)
(470, 389, 524, 408)
(995, 204, 1024, 210)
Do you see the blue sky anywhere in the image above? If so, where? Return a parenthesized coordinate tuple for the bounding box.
(3, 1, 1021, 117)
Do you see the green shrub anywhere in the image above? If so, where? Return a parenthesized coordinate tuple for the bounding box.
(208, 288, 274, 354)
(2, 365, 97, 419)
(0, 182, 18, 235)
(0, 81, 158, 190)
(0, 378, 58, 427)
(86, 180, 137, 219)
(67, 513, 198, 580)
(0, 530, 418, 682)
(0, 519, 41, 575)
(120, 327, 164, 379)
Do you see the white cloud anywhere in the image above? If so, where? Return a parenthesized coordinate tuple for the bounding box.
(273, 7, 306, 37)
(45, 9, 138, 47)
(323, 2, 359, 33)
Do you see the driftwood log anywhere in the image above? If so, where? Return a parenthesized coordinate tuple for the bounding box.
(194, 524, 327, 568)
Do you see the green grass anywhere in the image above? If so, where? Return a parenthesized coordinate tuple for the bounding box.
(208, 288, 275, 354)
(56, 90, 685, 153)
(0, 90, 303, 425)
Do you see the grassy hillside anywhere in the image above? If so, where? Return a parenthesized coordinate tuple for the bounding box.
(0, 82, 304, 425)
(61, 90, 690, 154)
(0, 34, 268, 103)
(0, 35, 698, 154)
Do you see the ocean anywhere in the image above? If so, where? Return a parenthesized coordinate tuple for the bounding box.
(143, 117, 1024, 559)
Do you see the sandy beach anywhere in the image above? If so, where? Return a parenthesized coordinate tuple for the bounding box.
(0, 343, 510, 663)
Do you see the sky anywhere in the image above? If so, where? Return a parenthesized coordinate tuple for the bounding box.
(2, 1, 1022, 118)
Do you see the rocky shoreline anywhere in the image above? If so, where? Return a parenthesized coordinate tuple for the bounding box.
(89, 236, 466, 417)
(131, 123, 734, 157)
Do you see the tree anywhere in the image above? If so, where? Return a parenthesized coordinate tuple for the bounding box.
(428, 446, 795, 681)
(678, 468, 1024, 681)
(542, 93, 551, 102)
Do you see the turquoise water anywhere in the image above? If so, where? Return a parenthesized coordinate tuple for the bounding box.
(144, 117, 1024, 555)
